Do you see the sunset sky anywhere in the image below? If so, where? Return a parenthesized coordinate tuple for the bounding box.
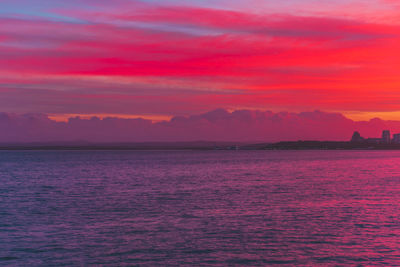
(1, 0, 400, 122)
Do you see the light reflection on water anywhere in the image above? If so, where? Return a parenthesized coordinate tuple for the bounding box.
(0, 150, 400, 265)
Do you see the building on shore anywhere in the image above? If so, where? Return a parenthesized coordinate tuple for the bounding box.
(351, 130, 400, 144)
(393, 134, 400, 144)
(366, 138, 382, 144)
(351, 131, 364, 142)
(382, 130, 391, 144)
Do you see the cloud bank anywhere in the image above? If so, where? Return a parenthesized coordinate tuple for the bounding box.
(1, 109, 400, 143)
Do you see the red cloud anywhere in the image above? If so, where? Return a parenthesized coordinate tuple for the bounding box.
(1, 4, 400, 117)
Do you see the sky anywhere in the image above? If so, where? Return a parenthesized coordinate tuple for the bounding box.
(1, 0, 400, 141)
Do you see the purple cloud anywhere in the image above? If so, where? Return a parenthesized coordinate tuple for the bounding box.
(1, 109, 400, 143)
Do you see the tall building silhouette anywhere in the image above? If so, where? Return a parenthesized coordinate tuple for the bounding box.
(382, 130, 391, 144)
(393, 133, 400, 144)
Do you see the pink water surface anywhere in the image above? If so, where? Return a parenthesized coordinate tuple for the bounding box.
(0, 150, 399, 265)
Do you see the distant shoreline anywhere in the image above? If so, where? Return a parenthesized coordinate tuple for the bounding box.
(2, 141, 400, 150)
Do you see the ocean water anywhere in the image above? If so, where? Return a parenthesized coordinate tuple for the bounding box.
(0, 150, 400, 266)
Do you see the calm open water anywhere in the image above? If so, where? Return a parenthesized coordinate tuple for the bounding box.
(1, 150, 400, 266)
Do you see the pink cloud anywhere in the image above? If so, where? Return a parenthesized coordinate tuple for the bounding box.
(1, 109, 400, 143)
(1, 3, 400, 117)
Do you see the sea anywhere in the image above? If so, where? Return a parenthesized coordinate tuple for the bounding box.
(0, 150, 400, 266)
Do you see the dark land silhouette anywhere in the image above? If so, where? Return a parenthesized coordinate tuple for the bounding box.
(1, 129, 400, 150)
